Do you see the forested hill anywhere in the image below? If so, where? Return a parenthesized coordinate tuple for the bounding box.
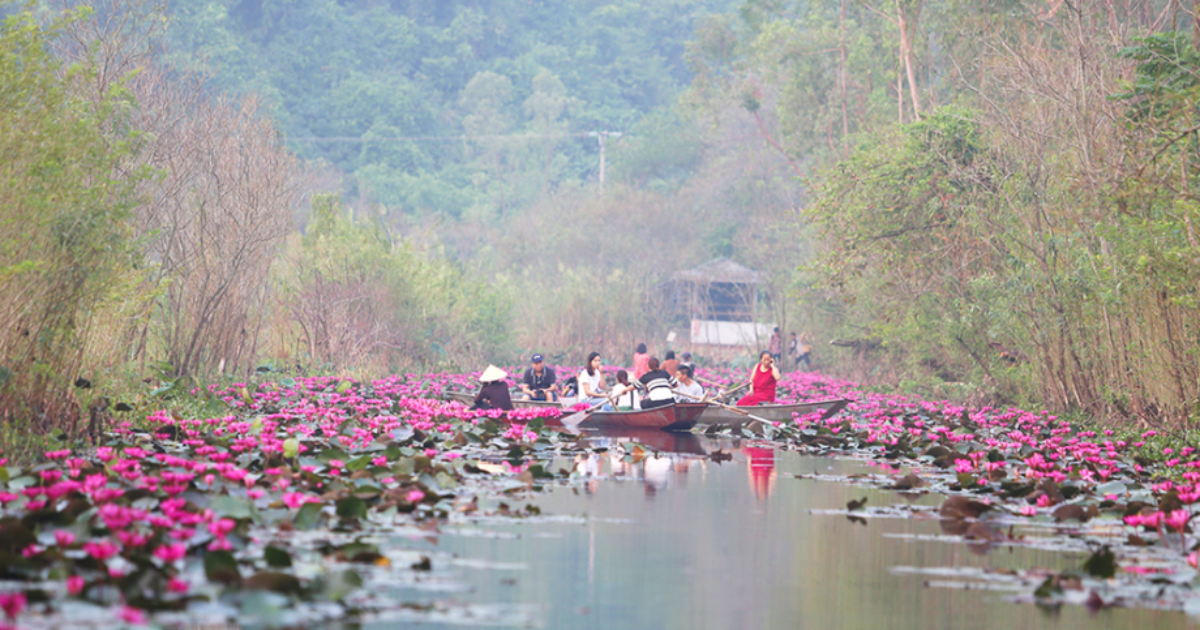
(165, 0, 738, 218)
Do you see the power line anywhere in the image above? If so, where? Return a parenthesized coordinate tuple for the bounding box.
(289, 132, 603, 143)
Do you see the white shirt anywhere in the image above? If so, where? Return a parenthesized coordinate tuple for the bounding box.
(578, 370, 604, 398)
(674, 380, 705, 402)
(611, 384, 641, 409)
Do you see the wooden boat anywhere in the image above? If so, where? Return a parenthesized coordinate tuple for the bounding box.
(447, 391, 696, 432)
(444, 391, 571, 409)
(681, 398, 851, 425)
(574, 404, 697, 432)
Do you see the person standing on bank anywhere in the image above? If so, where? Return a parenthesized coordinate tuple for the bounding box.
(578, 351, 613, 410)
(737, 351, 780, 406)
(680, 352, 694, 373)
(797, 331, 813, 370)
(632, 343, 651, 380)
(661, 350, 680, 377)
(768, 327, 782, 362)
(473, 365, 514, 411)
(638, 357, 677, 409)
(519, 354, 559, 401)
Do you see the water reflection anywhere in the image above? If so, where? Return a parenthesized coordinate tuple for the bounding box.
(745, 446, 775, 502)
(571, 429, 710, 498)
(370, 433, 1195, 630)
(578, 427, 707, 455)
(572, 428, 782, 501)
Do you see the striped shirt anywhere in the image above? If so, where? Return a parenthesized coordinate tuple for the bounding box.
(638, 369, 676, 402)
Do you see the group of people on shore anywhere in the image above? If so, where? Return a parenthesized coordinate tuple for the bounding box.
(472, 341, 787, 413)
(769, 328, 812, 371)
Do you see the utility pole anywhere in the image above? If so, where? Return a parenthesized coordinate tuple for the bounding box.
(588, 131, 622, 188)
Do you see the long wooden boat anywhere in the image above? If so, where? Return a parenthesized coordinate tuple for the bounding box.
(681, 398, 851, 425)
(447, 391, 697, 432)
(575, 404, 697, 432)
(445, 391, 571, 409)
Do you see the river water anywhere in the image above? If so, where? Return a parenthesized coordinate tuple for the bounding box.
(367, 432, 1194, 630)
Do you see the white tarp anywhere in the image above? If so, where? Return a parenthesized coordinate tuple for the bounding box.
(690, 319, 775, 347)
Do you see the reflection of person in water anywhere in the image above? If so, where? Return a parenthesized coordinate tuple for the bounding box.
(574, 452, 603, 495)
(745, 446, 776, 501)
(643, 454, 673, 498)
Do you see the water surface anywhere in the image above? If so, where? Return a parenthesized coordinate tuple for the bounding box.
(370, 434, 1193, 630)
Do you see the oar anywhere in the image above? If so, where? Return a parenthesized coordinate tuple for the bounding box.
(561, 398, 610, 429)
(671, 388, 774, 426)
(694, 379, 748, 403)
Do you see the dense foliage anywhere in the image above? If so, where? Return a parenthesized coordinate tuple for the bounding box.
(165, 0, 740, 217)
(10, 0, 1200, 439)
(0, 7, 150, 441)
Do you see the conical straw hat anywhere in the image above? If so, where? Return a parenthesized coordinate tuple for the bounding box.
(479, 365, 508, 382)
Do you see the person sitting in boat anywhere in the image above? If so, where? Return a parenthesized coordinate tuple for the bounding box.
(638, 357, 677, 410)
(578, 351, 613, 411)
(472, 364, 514, 411)
(737, 351, 780, 407)
(632, 342, 651, 380)
(519, 353, 559, 401)
(673, 364, 705, 403)
(610, 369, 641, 411)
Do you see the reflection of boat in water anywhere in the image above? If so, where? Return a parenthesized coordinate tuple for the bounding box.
(677, 398, 850, 425)
(583, 427, 706, 454)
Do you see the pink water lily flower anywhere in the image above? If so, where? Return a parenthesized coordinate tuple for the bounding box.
(83, 540, 119, 561)
(0, 592, 26, 619)
(66, 575, 85, 595)
(119, 605, 146, 625)
(1165, 510, 1191, 533)
(153, 543, 187, 563)
(282, 492, 319, 509)
(208, 518, 236, 537)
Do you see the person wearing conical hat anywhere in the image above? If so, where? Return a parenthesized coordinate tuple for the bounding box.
(472, 364, 514, 411)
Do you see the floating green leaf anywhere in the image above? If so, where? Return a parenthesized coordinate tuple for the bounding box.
(294, 503, 323, 530)
(336, 496, 367, 520)
(204, 550, 241, 585)
(264, 545, 293, 568)
(1082, 546, 1117, 578)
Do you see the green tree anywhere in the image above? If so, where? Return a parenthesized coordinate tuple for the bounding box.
(0, 7, 149, 435)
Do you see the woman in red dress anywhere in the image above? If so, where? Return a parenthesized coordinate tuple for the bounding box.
(737, 351, 781, 406)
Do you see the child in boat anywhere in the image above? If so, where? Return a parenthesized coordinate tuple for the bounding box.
(611, 370, 640, 411)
